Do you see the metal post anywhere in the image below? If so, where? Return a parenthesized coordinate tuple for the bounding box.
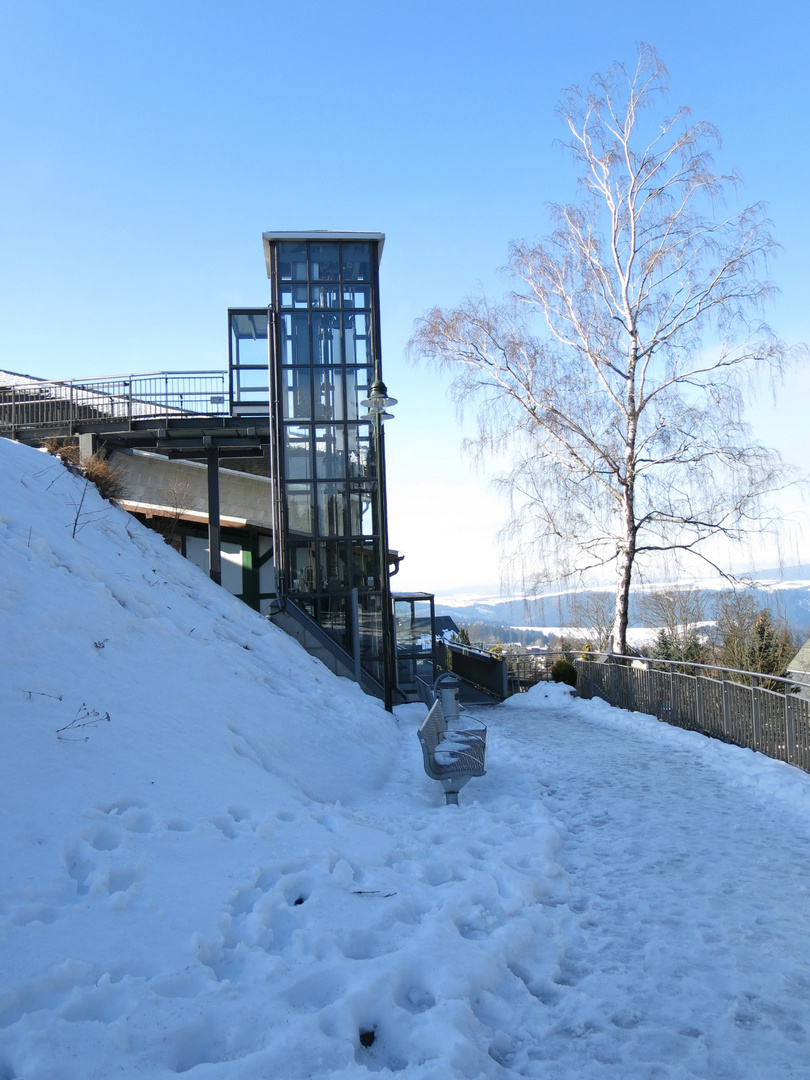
(785, 688, 797, 764)
(752, 676, 762, 751)
(376, 413, 395, 712)
(721, 671, 732, 740)
(206, 448, 222, 586)
(695, 675, 704, 733)
(351, 587, 362, 686)
(626, 659, 635, 712)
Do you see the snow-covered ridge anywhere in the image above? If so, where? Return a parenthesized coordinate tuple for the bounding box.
(435, 575, 810, 633)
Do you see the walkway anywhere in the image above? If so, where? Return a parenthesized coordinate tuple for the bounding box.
(493, 693, 810, 1077)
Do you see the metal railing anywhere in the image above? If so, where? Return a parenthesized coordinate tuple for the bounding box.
(576, 654, 810, 774)
(441, 640, 509, 701)
(0, 372, 230, 435)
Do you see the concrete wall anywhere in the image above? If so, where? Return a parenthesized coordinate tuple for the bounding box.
(109, 449, 274, 530)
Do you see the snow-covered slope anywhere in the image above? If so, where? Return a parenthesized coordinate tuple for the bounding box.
(4, 437, 810, 1079)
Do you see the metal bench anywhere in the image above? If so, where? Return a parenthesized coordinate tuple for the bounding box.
(417, 675, 487, 805)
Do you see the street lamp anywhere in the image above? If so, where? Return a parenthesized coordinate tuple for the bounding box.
(361, 378, 397, 420)
(361, 375, 397, 711)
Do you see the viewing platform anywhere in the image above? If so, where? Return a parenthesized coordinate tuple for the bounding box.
(0, 370, 269, 458)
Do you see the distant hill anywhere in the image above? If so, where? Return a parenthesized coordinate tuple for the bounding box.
(434, 570, 810, 641)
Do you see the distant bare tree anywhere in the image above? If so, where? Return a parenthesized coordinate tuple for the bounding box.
(639, 586, 707, 661)
(711, 590, 798, 677)
(409, 44, 801, 655)
(568, 591, 614, 650)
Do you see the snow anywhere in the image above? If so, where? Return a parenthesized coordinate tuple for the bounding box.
(3, 436, 810, 1077)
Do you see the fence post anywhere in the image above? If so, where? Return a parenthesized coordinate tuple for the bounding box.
(785, 688, 797, 765)
(627, 659, 635, 712)
(721, 671, 732, 741)
(695, 674, 704, 733)
(751, 676, 762, 751)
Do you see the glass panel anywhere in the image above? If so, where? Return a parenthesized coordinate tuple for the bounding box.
(280, 312, 311, 365)
(284, 425, 312, 480)
(314, 369, 344, 422)
(231, 311, 269, 344)
(342, 286, 371, 309)
(317, 483, 346, 537)
(343, 313, 369, 366)
(357, 595, 383, 670)
(286, 484, 314, 535)
(319, 541, 347, 592)
(314, 426, 345, 479)
(347, 426, 373, 478)
(353, 540, 380, 590)
(394, 599, 419, 646)
(280, 284, 308, 309)
(349, 483, 376, 535)
(279, 242, 307, 282)
(341, 242, 371, 282)
(345, 367, 372, 421)
(397, 657, 418, 688)
(310, 285, 340, 309)
(237, 369, 266, 390)
(312, 313, 343, 366)
(235, 384, 268, 403)
(235, 367, 269, 402)
(288, 542, 316, 592)
(282, 368, 312, 420)
(320, 595, 347, 646)
(310, 243, 340, 281)
(394, 599, 433, 651)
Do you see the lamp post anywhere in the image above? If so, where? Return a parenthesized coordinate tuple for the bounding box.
(361, 376, 397, 711)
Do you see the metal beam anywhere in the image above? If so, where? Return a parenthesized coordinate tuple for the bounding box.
(207, 448, 222, 585)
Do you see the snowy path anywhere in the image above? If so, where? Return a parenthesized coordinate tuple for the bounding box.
(494, 694, 810, 1077)
(5, 437, 810, 1078)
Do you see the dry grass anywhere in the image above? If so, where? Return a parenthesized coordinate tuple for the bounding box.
(82, 453, 128, 503)
(41, 437, 80, 465)
(41, 438, 128, 502)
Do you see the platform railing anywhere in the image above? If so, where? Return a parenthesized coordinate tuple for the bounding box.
(0, 371, 230, 435)
(575, 654, 810, 774)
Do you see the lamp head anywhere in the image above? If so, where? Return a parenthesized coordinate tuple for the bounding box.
(361, 378, 397, 418)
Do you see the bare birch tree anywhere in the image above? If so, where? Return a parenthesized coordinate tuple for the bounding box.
(409, 45, 800, 654)
(568, 590, 614, 650)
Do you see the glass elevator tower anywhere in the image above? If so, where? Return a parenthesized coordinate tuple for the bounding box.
(232, 231, 393, 696)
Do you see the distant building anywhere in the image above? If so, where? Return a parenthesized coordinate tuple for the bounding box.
(787, 639, 810, 697)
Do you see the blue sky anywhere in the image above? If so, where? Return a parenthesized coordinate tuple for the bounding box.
(2, 1, 808, 592)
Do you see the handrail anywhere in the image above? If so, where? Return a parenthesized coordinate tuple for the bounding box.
(575, 651, 810, 774)
(591, 651, 810, 694)
(273, 597, 388, 703)
(0, 371, 231, 434)
(1, 370, 227, 387)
